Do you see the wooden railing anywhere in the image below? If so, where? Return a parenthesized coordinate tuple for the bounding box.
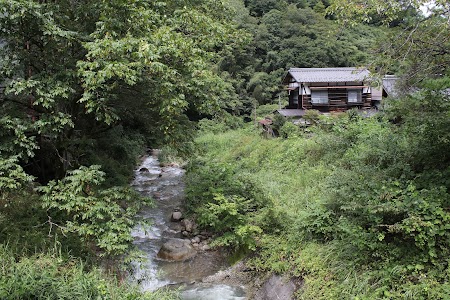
(301, 93, 372, 111)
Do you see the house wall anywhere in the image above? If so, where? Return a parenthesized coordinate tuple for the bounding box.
(287, 81, 372, 111)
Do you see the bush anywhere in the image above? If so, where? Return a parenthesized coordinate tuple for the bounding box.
(185, 132, 275, 251)
(38, 165, 152, 258)
(158, 146, 185, 166)
(197, 193, 262, 250)
(279, 121, 301, 138)
(255, 104, 279, 118)
(303, 109, 321, 125)
(197, 113, 244, 134)
(80, 125, 146, 186)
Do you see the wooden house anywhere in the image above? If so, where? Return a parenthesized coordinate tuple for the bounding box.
(281, 67, 384, 116)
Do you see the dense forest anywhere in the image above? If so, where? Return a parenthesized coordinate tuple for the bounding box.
(1, 0, 449, 299)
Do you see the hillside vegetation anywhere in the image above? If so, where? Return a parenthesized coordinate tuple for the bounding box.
(183, 5, 450, 298)
(185, 81, 450, 298)
(1, 0, 449, 298)
(0, 0, 240, 297)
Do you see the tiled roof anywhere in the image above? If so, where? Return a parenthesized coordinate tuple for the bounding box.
(277, 109, 306, 117)
(288, 67, 370, 83)
(382, 75, 399, 96)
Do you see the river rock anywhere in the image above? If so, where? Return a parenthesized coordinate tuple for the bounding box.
(201, 244, 211, 251)
(191, 236, 201, 244)
(157, 238, 197, 261)
(139, 167, 149, 172)
(254, 274, 298, 300)
(181, 219, 195, 232)
(171, 211, 183, 222)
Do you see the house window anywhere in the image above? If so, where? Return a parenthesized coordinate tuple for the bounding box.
(311, 90, 328, 104)
(348, 89, 362, 103)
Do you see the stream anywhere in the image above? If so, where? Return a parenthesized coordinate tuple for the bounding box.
(129, 151, 247, 299)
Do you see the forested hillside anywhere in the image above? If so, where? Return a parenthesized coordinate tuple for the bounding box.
(1, 0, 449, 299)
(220, 0, 385, 112)
(185, 0, 450, 298)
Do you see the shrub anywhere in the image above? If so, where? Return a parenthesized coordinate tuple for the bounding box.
(197, 193, 262, 251)
(256, 104, 279, 118)
(197, 113, 244, 134)
(303, 109, 321, 125)
(38, 165, 152, 258)
(158, 146, 185, 166)
(185, 134, 275, 251)
(279, 121, 301, 138)
(186, 95, 450, 297)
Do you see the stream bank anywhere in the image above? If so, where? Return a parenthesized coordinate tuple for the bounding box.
(129, 151, 247, 299)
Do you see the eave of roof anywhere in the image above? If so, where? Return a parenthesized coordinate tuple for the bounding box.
(285, 67, 370, 83)
(382, 75, 399, 96)
(277, 109, 306, 117)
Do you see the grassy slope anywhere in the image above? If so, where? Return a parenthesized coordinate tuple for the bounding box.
(186, 120, 450, 299)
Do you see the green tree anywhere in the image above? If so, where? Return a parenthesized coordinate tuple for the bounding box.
(38, 165, 152, 257)
(0, 0, 244, 258)
(327, 0, 430, 25)
(327, 0, 450, 86)
(244, 0, 287, 17)
(228, 1, 383, 106)
(0, 0, 242, 180)
(313, 0, 326, 14)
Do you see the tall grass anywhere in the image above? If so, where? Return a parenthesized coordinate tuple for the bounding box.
(186, 116, 450, 299)
(0, 245, 179, 300)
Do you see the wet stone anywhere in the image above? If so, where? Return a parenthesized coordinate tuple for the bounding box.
(157, 238, 197, 261)
(182, 219, 195, 232)
(171, 211, 183, 222)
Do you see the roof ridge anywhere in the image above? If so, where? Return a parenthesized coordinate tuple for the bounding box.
(285, 67, 370, 83)
(289, 67, 365, 71)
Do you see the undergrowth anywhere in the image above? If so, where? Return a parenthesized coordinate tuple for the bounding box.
(185, 90, 450, 299)
(0, 245, 179, 300)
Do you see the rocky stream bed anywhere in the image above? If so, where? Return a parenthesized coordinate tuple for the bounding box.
(129, 150, 300, 299)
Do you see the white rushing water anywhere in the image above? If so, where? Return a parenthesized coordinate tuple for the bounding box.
(130, 152, 246, 299)
(181, 284, 246, 300)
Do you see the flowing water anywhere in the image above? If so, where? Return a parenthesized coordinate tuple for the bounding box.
(130, 152, 246, 299)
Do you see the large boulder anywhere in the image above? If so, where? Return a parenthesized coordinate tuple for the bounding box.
(157, 238, 197, 261)
(254, 274, 299, 300)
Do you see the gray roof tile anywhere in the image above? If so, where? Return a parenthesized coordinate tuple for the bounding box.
(277, 109, 306, 117)
(382, 75, 399, 96)
(288, 67, 370, 83)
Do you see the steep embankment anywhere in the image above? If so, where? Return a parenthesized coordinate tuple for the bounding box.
(184, 111, 450, 299)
